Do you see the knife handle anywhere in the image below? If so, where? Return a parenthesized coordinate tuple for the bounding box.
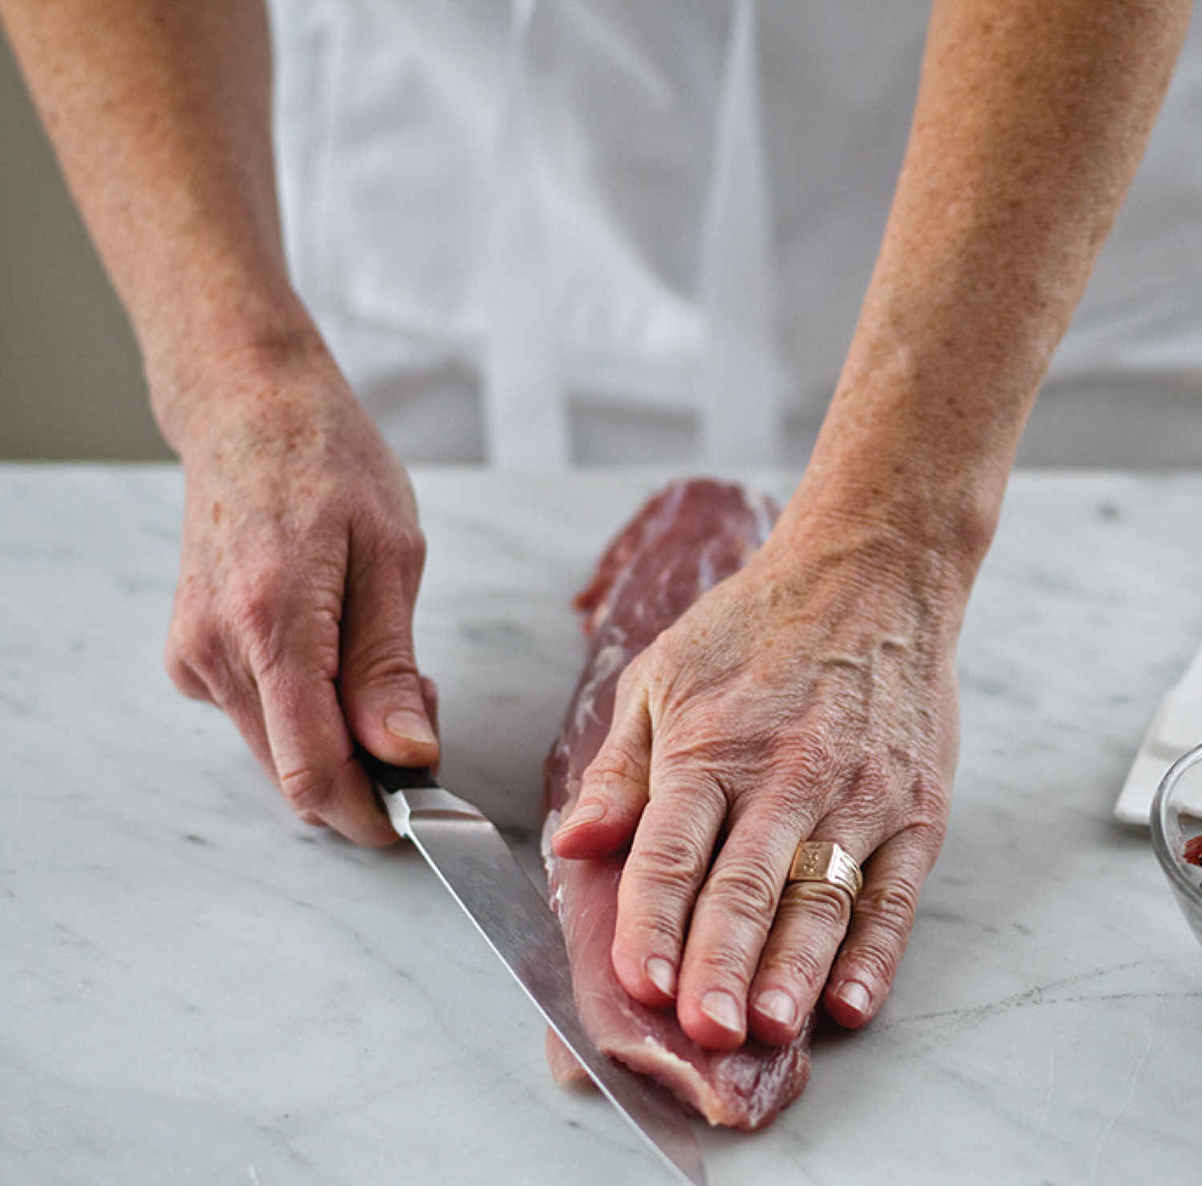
(355, 747, 439, 794)
(356, 747, 485, 834)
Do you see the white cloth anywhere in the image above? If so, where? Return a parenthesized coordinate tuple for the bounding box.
(1115, 644, 1202, 825)
(267, 0, 1202, 467)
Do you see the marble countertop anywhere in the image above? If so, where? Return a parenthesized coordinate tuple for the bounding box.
(3, 464, 1200, 1186)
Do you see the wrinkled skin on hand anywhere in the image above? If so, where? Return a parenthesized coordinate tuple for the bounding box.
(553, 513, 964, 1049)
(163, 345, 439, 844)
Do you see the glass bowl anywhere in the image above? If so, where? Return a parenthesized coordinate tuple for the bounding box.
(1150, 742, 1202, 947)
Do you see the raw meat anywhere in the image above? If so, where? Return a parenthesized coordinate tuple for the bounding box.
(1185, 835, 1202, 866)
(540, 478, 814, 1130)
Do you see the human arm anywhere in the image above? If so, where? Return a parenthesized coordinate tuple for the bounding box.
(0, 0, 438, 843)
(553, 0, 1191, 1048)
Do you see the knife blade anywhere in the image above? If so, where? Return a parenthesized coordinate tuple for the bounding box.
(361, 754, 706, 1186)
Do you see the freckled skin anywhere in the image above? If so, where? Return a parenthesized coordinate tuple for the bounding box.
(0, 3, 451, 842)
(557, 504, 963, 1049)
(3, 0, 1191, 1075)
(159, 350, 441, 843)
(550, 0, 1191, 1051)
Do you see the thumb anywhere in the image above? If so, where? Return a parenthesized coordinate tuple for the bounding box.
(552, 665, 650, 858)
(340, 537, 440, 768)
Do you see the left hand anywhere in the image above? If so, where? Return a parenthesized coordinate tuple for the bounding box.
(551, 510, 965, 1050)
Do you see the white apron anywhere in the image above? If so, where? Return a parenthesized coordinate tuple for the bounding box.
(267, 0, 1202, 467)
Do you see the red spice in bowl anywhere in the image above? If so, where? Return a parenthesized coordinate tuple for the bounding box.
(1185, 835, 1202, 867)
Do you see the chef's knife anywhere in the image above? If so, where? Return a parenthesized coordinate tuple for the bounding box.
(361, 753, 706, 1186)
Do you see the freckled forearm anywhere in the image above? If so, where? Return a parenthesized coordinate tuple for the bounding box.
(785, 0, 1190, 586)
(0, 0, 316, 446)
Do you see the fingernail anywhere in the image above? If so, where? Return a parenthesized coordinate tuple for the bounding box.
(645, 957, 677, 997)
(754, 988, 797, 1027)
(558, 799, 606, 833)
(384, 710, 436, 746)
(700, 990, 743, 1035)
(835, 980, 871, 1016)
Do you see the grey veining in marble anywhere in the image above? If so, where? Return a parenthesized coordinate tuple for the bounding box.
(2, 464, 1200, 1185)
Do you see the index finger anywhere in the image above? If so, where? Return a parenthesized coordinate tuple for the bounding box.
(609, 763, 730, 1009)
(258, 661, 397, 847)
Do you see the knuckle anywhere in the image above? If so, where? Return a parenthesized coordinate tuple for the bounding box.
(165, 618, 226, 700)
(906, 774, 950, 837)
(395, 524, 427, 569)
(619, 908, 685, 956)
(164, 637, 196, 688)
(618, 646, 654, 690)
(704, 856, 781, 924)
(783, 881, 851, 932)
(830, 787, 889, 838)
(654, 762, 729, 814)
(749, 785, 814, 834)
(346, 636, 418, 691)
(278, 765, 334, 816)
(165, 656, 206, 700)
(893, 808, 948, 867)
(231, 576, 288, 670)
(166, 616, 219, 671)
(635, 831, 710, 890)
(763, 938, 828, 998)
(691, 942, 753, 988)
(234, 598, 276, 647)
(786, 730, 838, 790)
(856, 879, 920, 941)
(641, 632, 672, 669)
(854, 756, 891, 803)
(842, 936, 901, 988)
(582, 743, 645, 796)
(371, 526, 427, 586)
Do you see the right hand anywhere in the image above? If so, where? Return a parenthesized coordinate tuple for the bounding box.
(162, 335, 438, 844)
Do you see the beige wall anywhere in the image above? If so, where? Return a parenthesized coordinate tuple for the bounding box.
(0, 33, 168, 461)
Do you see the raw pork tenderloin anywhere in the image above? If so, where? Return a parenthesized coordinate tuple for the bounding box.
(541, 478, 814, 1129)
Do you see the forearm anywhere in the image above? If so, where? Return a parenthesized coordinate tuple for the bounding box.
(785, 0, 1190, 586)
(0, 0, 316, 449)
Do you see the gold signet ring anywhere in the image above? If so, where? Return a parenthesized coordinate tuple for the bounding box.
(787, 840, 863, 906)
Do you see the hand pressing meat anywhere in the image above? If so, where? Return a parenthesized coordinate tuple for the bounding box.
(550, 474, 974, 1119)
(542, 480, 811, 1128)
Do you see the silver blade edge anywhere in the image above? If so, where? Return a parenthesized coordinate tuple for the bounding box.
(394, 801, 707, 1186)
